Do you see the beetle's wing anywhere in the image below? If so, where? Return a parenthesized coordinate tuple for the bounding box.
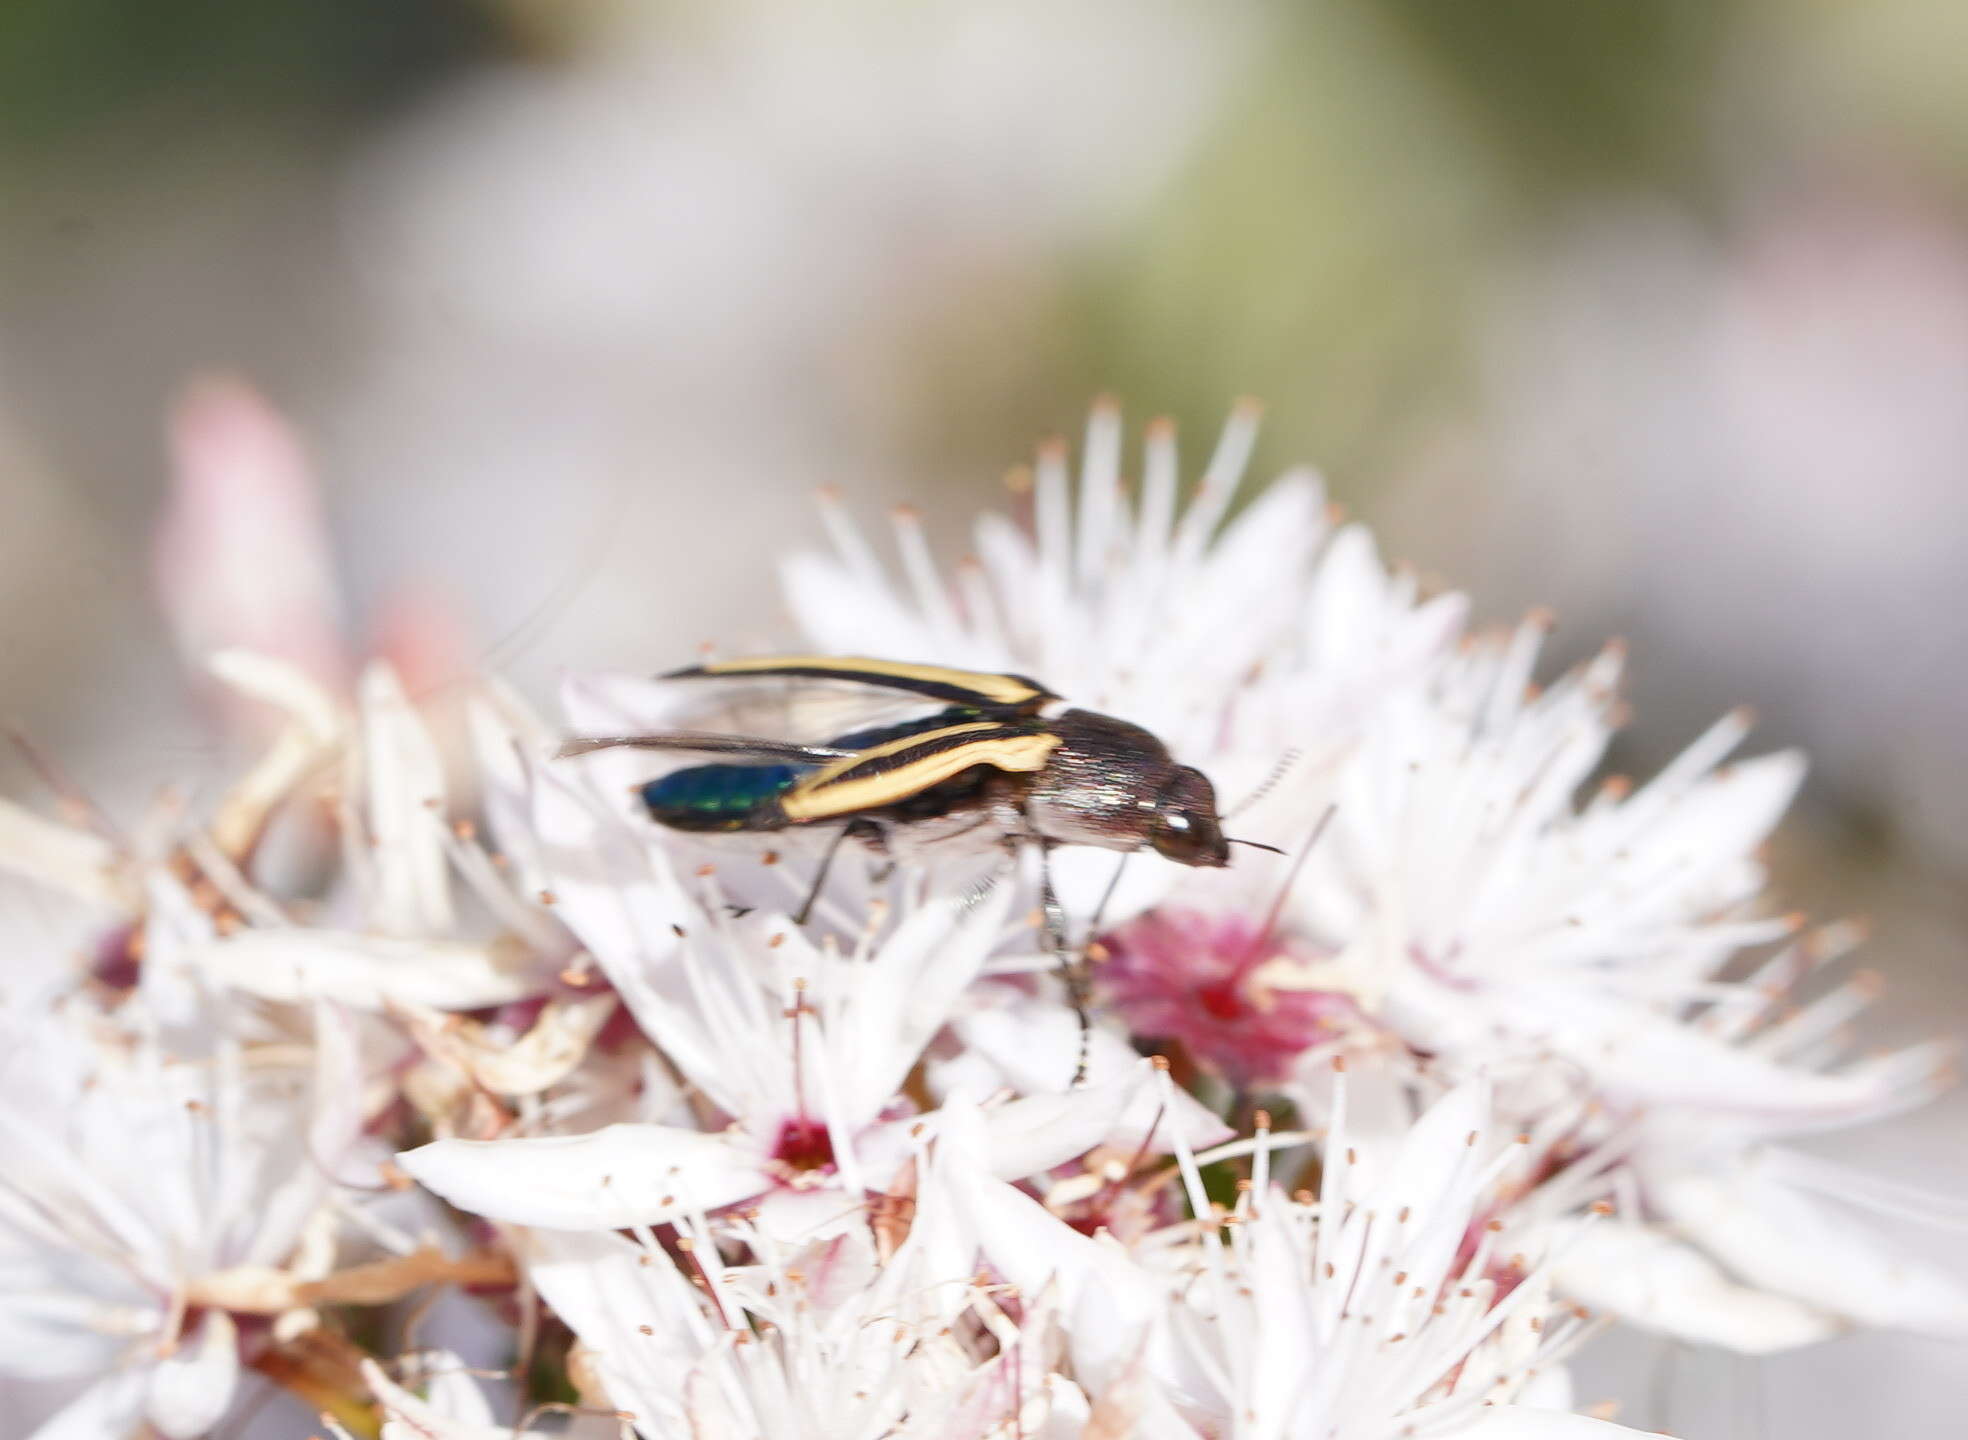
(779, 719, 1063, 822)
(665, 655, 1057, 714)
(558, 732, 857, 763)
(632, 671, 959, 749)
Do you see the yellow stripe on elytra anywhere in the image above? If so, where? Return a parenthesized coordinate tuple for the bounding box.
(781, 726, 1062, 821)
(794, 721, 1002, 790)
(697, 655, 1046, 707)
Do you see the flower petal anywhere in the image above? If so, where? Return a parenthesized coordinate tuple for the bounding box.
(846, 881, 1013, 1115)
(400, 1123, 771, 1230)
(0, 800, 130, 912)
(405, 993, 618, 1098)
(784, 550, 940, 661)
(145, 1309, 240, 1440)
(974, 1083, 1134, 1180)
(1654, 1161, 1968, 1338)
(361, 661, 456, 936)
(190, 929, 542, 1010)
(1552, 1217, 1838, 1354)
(1505, 985, 1918, 1125)
(525, 1229, 705, 1434)
(933, 1100, 1196, 1398)
(951, 1002, 1232, 1154)
(364, 1355, 514, 1440)
(247, 1003, 368, 1266)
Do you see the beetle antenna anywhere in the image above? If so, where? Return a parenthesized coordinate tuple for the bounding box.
(1223, 747, 1301, 820)
(1226, 837, 1287, 854)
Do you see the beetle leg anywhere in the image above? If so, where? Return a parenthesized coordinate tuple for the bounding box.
(793, 825, 853, 926)
(1086, 852, 1130, 941)
(1033, 838, 1093, 1088)
(863, 819, 897, 882)
(848, 819, 898, 885)
(848, 817, 890, 854)
(791, 819, 889, 925)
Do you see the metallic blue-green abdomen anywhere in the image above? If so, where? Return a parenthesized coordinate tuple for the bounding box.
(637, 710, 981, 833)
(641, 763, 803, 831)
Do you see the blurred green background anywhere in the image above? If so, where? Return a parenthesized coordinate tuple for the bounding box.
(0, 4, 1964, 1431)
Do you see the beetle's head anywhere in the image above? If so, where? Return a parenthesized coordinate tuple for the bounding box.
(1147, 766, 1231, 867)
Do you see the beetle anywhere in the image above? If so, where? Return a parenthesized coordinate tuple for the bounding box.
(561, 656, 1282, 1080)
(561, 655, 1267, 916)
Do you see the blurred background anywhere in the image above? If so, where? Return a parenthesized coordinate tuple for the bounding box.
(0, 1, 1961, 1432)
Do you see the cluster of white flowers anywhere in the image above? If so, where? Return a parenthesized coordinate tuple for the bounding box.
(2, 389, 1962, 1439)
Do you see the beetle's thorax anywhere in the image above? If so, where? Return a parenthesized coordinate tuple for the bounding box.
(1021, 708, 1179, 853)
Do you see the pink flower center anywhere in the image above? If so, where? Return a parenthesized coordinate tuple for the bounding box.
(1099, 908, 1354, 1087)
(90, 923, 143, 994)
(771, 1115, 837, 1174)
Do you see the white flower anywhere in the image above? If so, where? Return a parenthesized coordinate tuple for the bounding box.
(948, 1073, 1653, 1440)
(0, 649, 562, 1022)
(1258, 618, 1968, 1346)
(0, 992, 363, 1439)
(781, 401, 1464, 919)
(174, 655, 560, 1013)
(399, 871, 1193, 1235)
(403, 685, 1230, 1236)
(519, 1115, 1088, 1439)
(794, 406, 1964, 1354)
(1276, 624, 1811, 1094)
(6, 387, 1956, 1435)
(0, 378, 561, 1020)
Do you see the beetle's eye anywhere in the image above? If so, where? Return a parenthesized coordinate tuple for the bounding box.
(1146, 768, 1230, 868)
(1149, 807, 1212, 865)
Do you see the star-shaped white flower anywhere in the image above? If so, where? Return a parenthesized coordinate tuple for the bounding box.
(0, 992, 363, 1440)
(405, 690, 1228, 1236)
(947, 1073, 1654, 1440)
(172, 654, 560, 1014)
(517, 1112, 1093, 1439)
(400, 888, 1202, 1234)
(777, 401, 1464, 920)
(1250, 618, 1968, 1347)
(0, 651, 559, 1024)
